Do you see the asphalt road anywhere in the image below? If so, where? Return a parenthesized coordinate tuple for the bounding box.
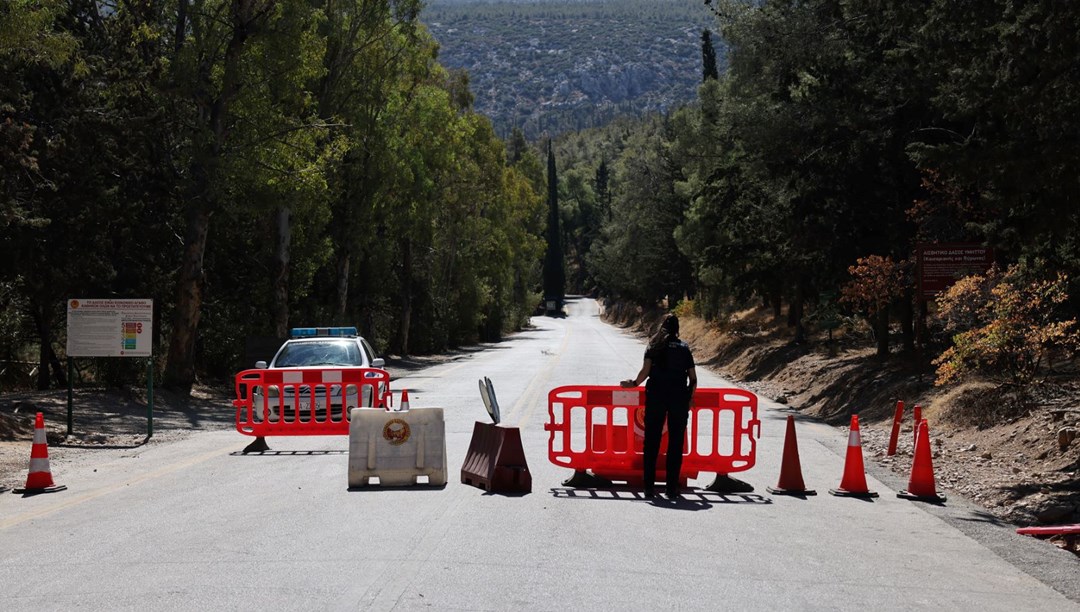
(1, 297, 1077, 611)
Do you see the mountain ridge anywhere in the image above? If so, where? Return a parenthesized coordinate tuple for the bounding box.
(422, 0, 717, 138)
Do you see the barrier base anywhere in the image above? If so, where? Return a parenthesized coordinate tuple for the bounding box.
(13, 484, 67, 495)
(766, 485, 817, 496)
(242, 436, 270, 454)
(461, 422, 531, 494)
(705, 474, 754, 493)
(561, 470, 613, 488)
(897, 490, 946, 503)
(828, 487, 879, 498)
(349, 475, 446, 488)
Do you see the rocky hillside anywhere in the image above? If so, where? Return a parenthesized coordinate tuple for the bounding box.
(422, 0, 717, 138)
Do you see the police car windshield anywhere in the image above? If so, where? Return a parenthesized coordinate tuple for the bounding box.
(274, 340, 363, 367)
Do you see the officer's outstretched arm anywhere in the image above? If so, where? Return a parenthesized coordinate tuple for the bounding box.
(622, 358, 652, 387)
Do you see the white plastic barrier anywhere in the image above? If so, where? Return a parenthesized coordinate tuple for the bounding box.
(348, 407, 447, 487)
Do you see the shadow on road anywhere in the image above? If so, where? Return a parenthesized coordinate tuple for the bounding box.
(549, 487, 774, 509)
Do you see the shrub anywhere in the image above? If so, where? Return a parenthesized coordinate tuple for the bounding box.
(672, 298, 696, 320)
(933, 264, 1079, 387)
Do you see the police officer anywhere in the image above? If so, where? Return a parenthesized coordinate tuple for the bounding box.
(621, 314, 697, 499)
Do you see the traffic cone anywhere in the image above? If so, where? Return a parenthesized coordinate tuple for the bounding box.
(13, 413, 67, 495)
(898, 420, 946, 503)
(767, 415, 816, 496)
(886, 400, 904, 456)
(829, 414, 878, 498)
(399, 389, 410, 411)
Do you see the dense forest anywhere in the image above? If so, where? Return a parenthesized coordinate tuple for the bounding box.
(3, 0, 1079, 396)
(423, 0, 714, 138)
(553, 0, 1080, 387)
(1, 1, 546, 391)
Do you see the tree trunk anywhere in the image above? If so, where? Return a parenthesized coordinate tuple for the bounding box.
(164, 3, 265, 390)
(335, 249, 350, 320)
(787, 283, 805, 343)
(270, 206, 291, 337)
(164, 203, 210, 389)
(398, 236, 413, 356)
(32, 303, 52, 390)
(875, 308, 890, 357)
(900, 288, 915, 354)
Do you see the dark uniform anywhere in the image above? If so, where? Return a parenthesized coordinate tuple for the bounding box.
(643, 337, 695, 495)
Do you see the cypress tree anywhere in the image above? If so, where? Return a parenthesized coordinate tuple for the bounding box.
(543, 143, 565, 313)
(702, 29, 719, 81)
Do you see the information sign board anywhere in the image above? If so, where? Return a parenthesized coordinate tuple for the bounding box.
(66, 298, 153, 357)
(916, 244, 994, 300)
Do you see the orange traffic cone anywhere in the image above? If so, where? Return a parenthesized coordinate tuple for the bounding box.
(767, 415, 816, 496)
(13, 412, 67, 495)
(399, 389, 410, 411)
(829, 414, 878, 498)
(898, 420, 946, 503)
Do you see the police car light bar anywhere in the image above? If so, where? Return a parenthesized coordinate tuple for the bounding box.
(290, 327, 357, 338)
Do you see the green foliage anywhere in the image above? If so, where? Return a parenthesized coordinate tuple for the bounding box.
(0, 0, 549, 387)
(586, 117, 693, 305)
(933, 265, 1080, 387)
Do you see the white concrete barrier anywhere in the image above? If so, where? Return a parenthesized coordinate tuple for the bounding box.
(348, 407, 447, 487)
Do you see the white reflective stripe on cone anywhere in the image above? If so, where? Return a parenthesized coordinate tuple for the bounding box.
(33, 428, 47, 444)
(28, 457, 50, 473)
(848, 429, 861, 447)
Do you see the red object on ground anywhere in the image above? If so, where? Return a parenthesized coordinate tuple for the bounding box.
(767, 414, 815, 496)
(1016, 524, 1080, 536)
(829, 414, 878, 498)
(913, 404, 922, 445)
(898, 420, 946, 503)
(14, 412, 67, 494)
(887, 400, 904, 456)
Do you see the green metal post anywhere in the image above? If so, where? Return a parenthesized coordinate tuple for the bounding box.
(147, 358, 154, 437)
(67, 357, 73, 437)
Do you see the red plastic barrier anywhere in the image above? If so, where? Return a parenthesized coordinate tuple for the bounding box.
(545, 386, 760, 485)
(232, 367, 390, 436)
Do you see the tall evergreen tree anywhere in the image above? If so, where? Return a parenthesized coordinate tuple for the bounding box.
(701, 29, 719, 81)
(542, 143, 565, 311)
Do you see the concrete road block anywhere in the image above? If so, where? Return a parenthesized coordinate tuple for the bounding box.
(348, 407, 447, 487)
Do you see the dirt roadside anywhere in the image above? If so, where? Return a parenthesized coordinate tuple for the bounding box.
(635, 306, 1080, 555)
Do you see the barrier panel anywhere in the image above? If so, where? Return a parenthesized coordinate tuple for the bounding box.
(348, 407, 447, 487)
(232, 367, 390, 437)
(545, 386, 760, 486)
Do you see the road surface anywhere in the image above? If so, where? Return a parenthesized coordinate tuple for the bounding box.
(1, 297, 1077, 611)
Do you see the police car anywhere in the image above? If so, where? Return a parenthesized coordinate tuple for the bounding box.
(253, 327, 387, 419)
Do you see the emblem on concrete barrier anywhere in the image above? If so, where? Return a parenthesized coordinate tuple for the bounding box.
(382, 418, 411, 445)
